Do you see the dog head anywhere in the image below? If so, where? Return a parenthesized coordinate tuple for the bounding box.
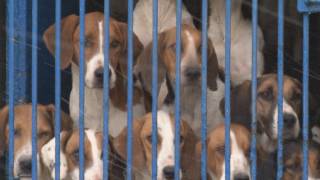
(43, 12, 143, 89)
(114, 111, 198, 180)
(134, 24, 219, 95)
(0, 104, 72, 179)
(197, 124, 251, 180)
(221, 74, 302, 152)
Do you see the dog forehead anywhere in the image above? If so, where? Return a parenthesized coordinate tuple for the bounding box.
(64, 130, 91, 154)
(208, 125, 226, 149)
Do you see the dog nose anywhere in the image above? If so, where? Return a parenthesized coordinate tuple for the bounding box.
(94, 67, 104, 80)
(19, 159, 32, 174)
(163, 166, 175, 179)
(234, 173, 250, 180)
(185, 67, 200, 80)
(283, 114, 296, 128)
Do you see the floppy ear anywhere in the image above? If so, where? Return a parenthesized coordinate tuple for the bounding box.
(0, 106, 9, 156)
(43, 14, 79, 69)
(134, 35, 168, 95)
(45, 104, 74, 131)
(41, 131, 71, 179)
(113, 119, 146, 170)
(220, 80, 251, 127)
(181, 121, 200, 180)
(207, 39, 219, 91)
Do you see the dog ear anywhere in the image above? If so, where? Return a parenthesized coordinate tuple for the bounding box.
(181, 121, 201, 179)
(45, 104, 74, 131)
(114, 118, 146, 171)
(207, 39, 219, 91)
(41, 131, 71, 179)
(220, 80, 251, 127)
(43, 14, 79, 69)
(134, 34, 168, 96)
(0, 106, 9, 156)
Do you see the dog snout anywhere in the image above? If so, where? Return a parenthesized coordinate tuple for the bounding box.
(234, 173, 250, 180)
(94, 67, 104, 80)
(163, 165, 175, 179)
(19, 158, 32, 175)
(185, 67, 200, 80)
(283, 114, 296, 128)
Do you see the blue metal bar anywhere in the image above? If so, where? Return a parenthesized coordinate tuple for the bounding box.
(31, 0, 38, 179)
(103, 0, 110, 179)
(200, 0, 208, 179)
(250, 0, 258, 179)
(151, 0, 159, 179)
(7, 0, 15, 179)
(224, 0, 231, 179)
(54, 0, 62, 179)
(276, 0, 284, 179)
(302, 13, 310, 180)
(174, 0, 182, 179)
(127, 0, 134, 178)
(79, 0, 86, 179)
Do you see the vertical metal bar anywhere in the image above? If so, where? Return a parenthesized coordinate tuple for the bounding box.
(54, 0, 62, 179)
(276, 0, 284, 179)
(224, 0, 231, 179)
(251, 0, 258, 179)
(174, 0, 182, 179)
(79, 0, 86, 179)
(127, 0, 134, 178)
(31, 0, 38, 179)
(151, 0, 159, 179)
(302, 13, 309, 180)
(201, 0, 208, 179)
(103, 0, 110, 179)
(7, 0, 15, 179)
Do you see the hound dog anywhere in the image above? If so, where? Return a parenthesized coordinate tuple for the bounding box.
(41, 129, 126, 180)
(133, 0, 194, 47)
(0, 104, 72, 179)
(221, 74, 302, 153)
(197, 123, 251, 180)
(134, 25, 224, 135)
(43, 12, 148, 136)
(208, 0, 265, 86)
(113, 112, 199, 180)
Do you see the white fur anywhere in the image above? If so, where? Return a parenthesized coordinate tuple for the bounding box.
(41, 130, 102, 180)
(208, 0, 264, 86)
(133, 0, 194, 47)
(70, 21, 146, 137)
(211, 131, 250, 180)
(311, 126, 320, 144)
(272, 99, 300, 139)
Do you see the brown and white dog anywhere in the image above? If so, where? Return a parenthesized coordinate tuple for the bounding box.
(134, 25, 224, 135)
(133, 0, 194, 47)
(41, 129, 126, 180)
(283, 141, 320, 180)
(208, 0, 264, 86)
(0, 104, 73, 179)
(43, 12, 147, 136)
(197, 123, 251, 180)
(221, 74, 302, 153)
(113, 111, 199, 180)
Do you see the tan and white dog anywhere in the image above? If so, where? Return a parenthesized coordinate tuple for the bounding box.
(135, 25, 224, 135)
(221, 74, 302, 153)
(41, 129, 126, 180)
(208, 0, 264, 86)
(43, 12, 147, 136)
(133, 0, 194, 47)
(114, 111, 199, 180)
(0, 104, 73, 179)
(197, 123, 251, 180)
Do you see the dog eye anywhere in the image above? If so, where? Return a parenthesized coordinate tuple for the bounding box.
(291, 92, 301, 102)
(216, 146, 225, 155)
(14, 129, 21, 137)
(73, 150, 80, 162)
(84, 38, 93, 48)
(110, 40, 120, 49)
(38, 132, 50, 139)
(179, 136, 184, 144)
(259, 88, 273, 101)
(169, 43, 176, 51)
